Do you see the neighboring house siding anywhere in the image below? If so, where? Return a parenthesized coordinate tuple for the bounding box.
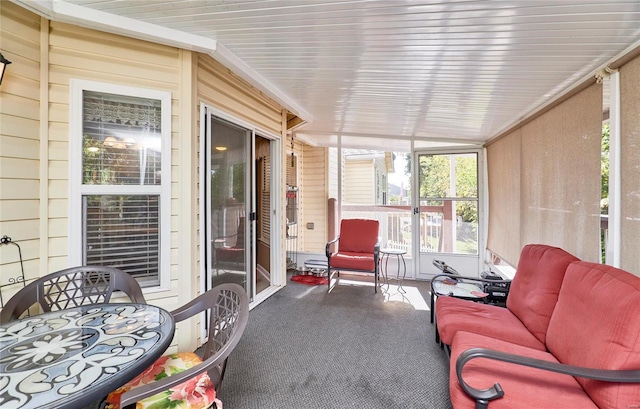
(301, 145, 327, 252)
(0, 3, 41, 290)
(374, 157, 387, 204)
(344, 159, 374, 204)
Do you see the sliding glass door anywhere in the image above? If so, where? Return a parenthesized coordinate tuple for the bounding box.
(205, 113, 254, 296)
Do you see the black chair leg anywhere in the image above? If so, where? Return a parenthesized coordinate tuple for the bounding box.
(374, 269, 378, 293)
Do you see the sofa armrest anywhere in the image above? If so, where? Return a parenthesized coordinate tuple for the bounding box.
(455, 347, 640, 409)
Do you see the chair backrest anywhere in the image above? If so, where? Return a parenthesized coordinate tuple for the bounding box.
(506, 244, 579, 344)
(0, 265, 146, 323)
(338, 218, 379, 253)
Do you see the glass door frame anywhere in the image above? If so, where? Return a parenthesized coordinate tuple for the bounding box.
(202, 108, 254, 298)
(411, 147, 487, 279)
(199, 103, 283, 304)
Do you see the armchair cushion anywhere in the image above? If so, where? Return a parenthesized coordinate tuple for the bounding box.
(338, 219, 379, 253)
(105, 352, 221, 409)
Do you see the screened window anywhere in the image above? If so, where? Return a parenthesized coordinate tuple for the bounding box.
(71, 81, 170, 289)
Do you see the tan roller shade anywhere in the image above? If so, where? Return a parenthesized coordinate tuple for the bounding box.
(520, 84, 602, 262)
(620, 55, 640, 274)
(487, 84, 602, 264)
(487, 129, 522, 266)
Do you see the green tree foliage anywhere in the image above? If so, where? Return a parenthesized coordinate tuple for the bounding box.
(601, 123, 609, 213)
(418, 154, 477, 223)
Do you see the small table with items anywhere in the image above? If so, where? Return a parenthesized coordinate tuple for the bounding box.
(380, 248, 408, 292)
(430, 276, 488, 324)
(0, 303, 175, 409)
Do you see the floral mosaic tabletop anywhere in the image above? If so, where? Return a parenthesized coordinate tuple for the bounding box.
(0, 303, 175, 409)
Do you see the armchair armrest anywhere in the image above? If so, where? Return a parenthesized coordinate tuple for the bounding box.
(326, 236, 340, 258)
(455, 348, 640, 409)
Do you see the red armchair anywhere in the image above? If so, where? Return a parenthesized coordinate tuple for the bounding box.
(325, 218, 380, 293)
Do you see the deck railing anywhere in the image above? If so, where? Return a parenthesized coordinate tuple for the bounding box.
(341, 205, 446, 257)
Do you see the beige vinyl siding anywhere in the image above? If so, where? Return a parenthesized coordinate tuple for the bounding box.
(301, 145, 328, 252)
(0, 2, 42, 289)
(291, 135, 304, 248)
(48, 21, 184, 301)
(45, 20, 194, 350)
(344, 159, 374, 204)
(197, 56, 282, 135)
(328, 147, 339, 199)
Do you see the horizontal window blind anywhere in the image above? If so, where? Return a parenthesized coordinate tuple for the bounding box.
(262, 156, 271, 241)
(83, 195, 160, 287)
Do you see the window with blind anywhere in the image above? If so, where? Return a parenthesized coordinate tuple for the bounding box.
(71, 81, 171, 289)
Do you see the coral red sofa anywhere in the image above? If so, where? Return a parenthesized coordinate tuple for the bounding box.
(439, 258, 640, 409)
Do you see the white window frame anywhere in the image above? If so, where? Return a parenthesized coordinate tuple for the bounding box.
(68, 79, 172, 291)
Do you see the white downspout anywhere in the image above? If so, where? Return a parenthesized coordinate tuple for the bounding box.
(607, 70, 621, 267)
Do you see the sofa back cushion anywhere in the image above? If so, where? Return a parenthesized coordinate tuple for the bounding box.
(338, 219, 379, 253)
(506, 244, 579, 344)
(546, 261, 640, 409)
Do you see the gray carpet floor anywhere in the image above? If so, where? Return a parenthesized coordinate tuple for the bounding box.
(219, 274, 453, 408)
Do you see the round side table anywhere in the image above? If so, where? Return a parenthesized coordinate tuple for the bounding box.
(380, 248, 407, 292)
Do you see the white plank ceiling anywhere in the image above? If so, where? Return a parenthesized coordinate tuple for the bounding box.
(18, 0, 640, 145)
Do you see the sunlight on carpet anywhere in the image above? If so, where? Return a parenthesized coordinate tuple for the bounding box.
(333, 278, 375, 287)
(382, 285, 430, 311)
(294, 286, 317, 299)
(329, 278, 430, 311)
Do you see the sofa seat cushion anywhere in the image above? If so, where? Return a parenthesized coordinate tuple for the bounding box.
(330, 251, 376, 271)
(435, 297, 545, 350)
(546, 261, 640, 409)
(506, 244, 579, 345)
(449, 331, 599, 409)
